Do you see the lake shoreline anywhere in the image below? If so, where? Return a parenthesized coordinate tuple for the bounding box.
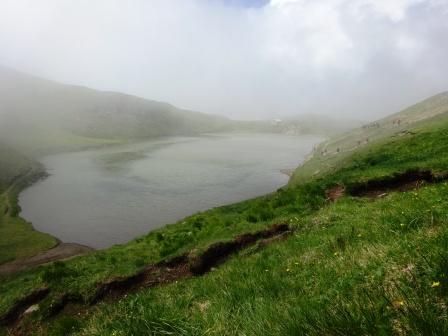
(10, 133, 323, 273)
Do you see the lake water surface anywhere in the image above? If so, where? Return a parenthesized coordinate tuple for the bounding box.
(19, 134, 322, 248)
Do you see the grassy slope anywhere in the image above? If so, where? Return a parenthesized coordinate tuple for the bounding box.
(1, 103, 448, 334)
(290, 91, 448, 184)
(0, 144, 57, 264)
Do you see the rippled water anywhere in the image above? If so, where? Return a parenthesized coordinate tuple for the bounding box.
(19, 134, 322, 248)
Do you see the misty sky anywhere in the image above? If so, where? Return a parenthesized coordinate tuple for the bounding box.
(0, 0, 447, 120)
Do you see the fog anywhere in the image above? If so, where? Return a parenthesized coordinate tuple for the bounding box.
(0, 0, 447, 120)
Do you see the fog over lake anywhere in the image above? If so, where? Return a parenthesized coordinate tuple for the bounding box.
(19, 134, 322, 248)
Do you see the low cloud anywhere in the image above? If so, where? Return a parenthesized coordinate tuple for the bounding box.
(0, 0, 447, 120)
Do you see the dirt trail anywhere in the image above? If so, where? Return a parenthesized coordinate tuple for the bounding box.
(0, 243, 93, 276)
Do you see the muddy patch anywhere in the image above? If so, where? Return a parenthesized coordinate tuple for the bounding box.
(348, 170, 448, 198)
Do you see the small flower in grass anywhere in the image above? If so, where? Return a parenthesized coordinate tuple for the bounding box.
(334, 252, 338, 256)
(400, 223, 405, 227)
(286, 268, 291, 272)
(392, 300, 404, 309)
(431, 281, 441, 288)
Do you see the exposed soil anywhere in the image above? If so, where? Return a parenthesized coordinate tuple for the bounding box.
(324, 170, 448, 201)
(0, 288, 49, 327)
(2, 223, 292, 329)
(348, 170, 448, 198)
(189, 223, 289, 275)
(325, 184, 346, 202)
(91, 223, 290, 303)
(0, 243, 93, 276)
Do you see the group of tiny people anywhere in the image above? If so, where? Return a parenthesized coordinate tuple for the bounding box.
(315, 118, 403, 156)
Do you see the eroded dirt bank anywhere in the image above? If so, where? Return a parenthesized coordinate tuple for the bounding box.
(1, 223, 292, 330)
(326, 169, 448, 201)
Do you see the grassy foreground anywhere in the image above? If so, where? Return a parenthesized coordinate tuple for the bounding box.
(1, 110, 448, 334)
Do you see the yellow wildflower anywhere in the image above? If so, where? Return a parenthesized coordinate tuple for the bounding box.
(431, 281, 440, 288)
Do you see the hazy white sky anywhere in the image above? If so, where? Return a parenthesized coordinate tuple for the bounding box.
(0, 0, 447, 120)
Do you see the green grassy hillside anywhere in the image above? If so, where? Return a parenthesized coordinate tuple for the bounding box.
(0, 143, 57, 264)
(290, 91, 448, 184)
(1, 95, 448, 335)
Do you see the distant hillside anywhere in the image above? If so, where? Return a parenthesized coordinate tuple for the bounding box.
(0, 67, 373, 154)
(233, 115, 363, 137)
(290, 91, 448, 183)
(0, 142, 39, 193)
(318, 91, 448, 154)
(270, 114, 364, 136)
(0, 67, 233, 152)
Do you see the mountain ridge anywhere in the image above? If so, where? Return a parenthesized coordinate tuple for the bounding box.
(0, 66, 233, 152)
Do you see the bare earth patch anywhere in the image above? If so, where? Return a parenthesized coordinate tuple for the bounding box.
(325, 184, 346, 202)
(325, 170, 448, 201)
(348, 169, 448, 198)
(0, 243, 93, 276)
